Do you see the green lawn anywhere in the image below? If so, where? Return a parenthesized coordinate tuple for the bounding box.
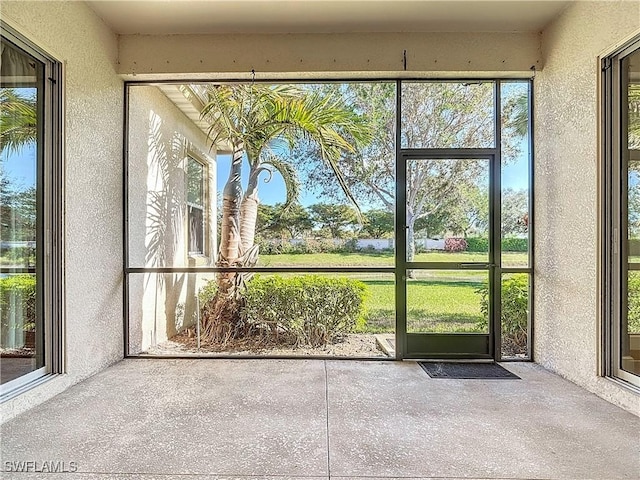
(360, 276, 486, 334)
(254, 251, 510, 334)
(258, 251, 527, 267)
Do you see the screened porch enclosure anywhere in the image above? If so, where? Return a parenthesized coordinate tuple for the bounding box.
(124, 80, 532, 361)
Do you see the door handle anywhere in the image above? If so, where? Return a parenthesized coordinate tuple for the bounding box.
(459, 263, 495, 269)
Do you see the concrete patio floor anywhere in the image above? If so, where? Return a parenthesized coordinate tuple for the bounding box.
(0, 359, 638, 479)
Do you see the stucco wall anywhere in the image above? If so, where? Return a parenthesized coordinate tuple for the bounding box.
(1, 1, 124, 422)
(535, 0, 640, 414)
(127, 85, 215, 353)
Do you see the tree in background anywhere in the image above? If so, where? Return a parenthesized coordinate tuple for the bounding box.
(501, 188, 529, 237)
(309, 203, 360, 239)
(630, 84, 640, 149)
(256, 202, 313, 240)
(291, 82, 529, 258)
(361, 209, 394, 238)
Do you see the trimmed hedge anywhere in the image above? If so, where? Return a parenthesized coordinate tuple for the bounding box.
(465, 237, 528, 253)
(242, 275, 367, 346)
(466, 237, 489, 252)
(627, 273, 640, 334)
(0, 275, 36, 330)
(501, 237, 528, 252)
(477, 274, 528, 355)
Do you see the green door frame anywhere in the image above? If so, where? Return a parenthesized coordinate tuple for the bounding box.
(394, 81, 503, 360)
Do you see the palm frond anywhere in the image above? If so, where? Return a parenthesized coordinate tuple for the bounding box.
(260, 155, 300, 210)
(200, 83, 373, 216)
(503, 92, 528, 138)
(0, 89, 37, 156)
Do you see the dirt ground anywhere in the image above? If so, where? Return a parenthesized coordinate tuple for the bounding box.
(144, 332, 389, 357)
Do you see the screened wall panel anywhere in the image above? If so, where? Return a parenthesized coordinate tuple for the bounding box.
(401, 82, 494, 149)
(127, 84, 216, 269)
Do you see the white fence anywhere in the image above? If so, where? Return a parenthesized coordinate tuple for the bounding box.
(287, 238, 446, 251)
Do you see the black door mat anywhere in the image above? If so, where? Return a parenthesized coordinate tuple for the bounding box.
(418, 362, 520, 379)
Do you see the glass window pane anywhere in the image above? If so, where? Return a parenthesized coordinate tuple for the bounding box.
(406, 158, 489, 263)
(623, 48, 640, 378)
(628, 49, 640, 262)
(186, 157, 205, 255)
(501, 82, 530, 267)
(1, 36, 44, 384)
(628, 62, 640, 151)
(214, 82, 396, 268)
(187, 157, 204, 206)
(401, 82, 495, 149)
(406, 270, 488, 334)
(0, 274, 43, 383)
(501, 273, 530, 359)
(187, 206, 204, 255)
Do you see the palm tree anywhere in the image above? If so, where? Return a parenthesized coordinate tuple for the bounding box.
(0, 88, 37, 155)
(503, 90, 528, 138)
(199, 83, 371, 342)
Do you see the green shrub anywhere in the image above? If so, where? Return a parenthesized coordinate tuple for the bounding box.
(198, 280, 218, 308)
(414, 243, 426, 254)
(336, 238, 359, 253)
(258, 238, 366, 255)
(255, 239, 281, 255)
(627, 273, 640, 334)
(465, 237, 527, 252)
(476, 274, 528, 353)
(293, 239, 337, 254)
(502, 237, 528, 252)
(466, 237, 489, 252)
(242, 275, 368, 346)
(0, 275, 37, 330)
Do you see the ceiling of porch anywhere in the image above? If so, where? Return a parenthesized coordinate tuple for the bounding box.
(86, 0, 571, 35)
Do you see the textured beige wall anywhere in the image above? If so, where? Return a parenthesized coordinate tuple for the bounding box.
(118, 31, 541, 79)
(1, 1, 123, 422)
(535, 0, 640, 414)
(127, 85, 215, 353)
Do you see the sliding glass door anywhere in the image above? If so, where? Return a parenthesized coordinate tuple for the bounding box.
(1, 24, 63, 394)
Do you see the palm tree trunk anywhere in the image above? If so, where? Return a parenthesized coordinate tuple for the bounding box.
(202, 143, 247, 344)
(239, 164, 261, 254)
(239, 193, 259, 254)
(217, 144, 243, 292)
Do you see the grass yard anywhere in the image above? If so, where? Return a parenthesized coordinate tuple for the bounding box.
(254, 252, 499, 334)
(359, 275, 486, 334)
(258, 251, 528, 267)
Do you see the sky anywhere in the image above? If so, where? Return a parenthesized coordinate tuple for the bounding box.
(1, 82, 530, 207)
(1, 87, 37, 192)
(1, 144, 37, 191)
(215, 144, 530, 210)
